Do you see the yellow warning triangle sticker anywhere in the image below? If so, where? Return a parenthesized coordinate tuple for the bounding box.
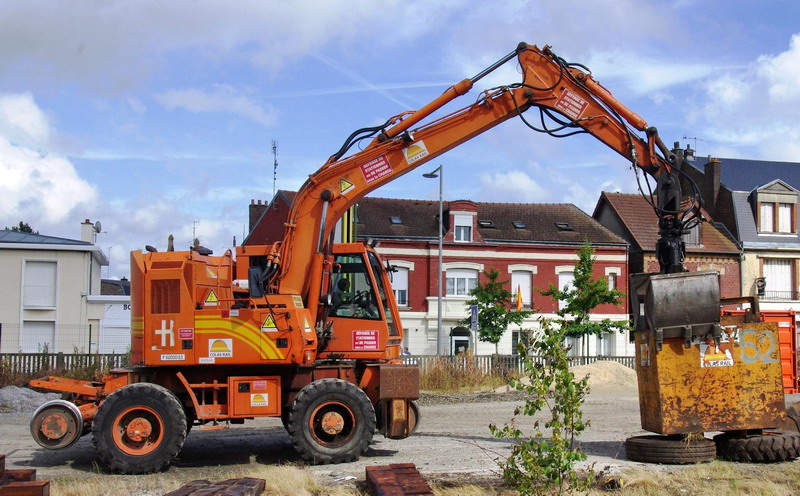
(340, 178, 355, 194)
(303, 316, 312, 332)
(261, 314, 277, 330)
(205, 289, 219, 306)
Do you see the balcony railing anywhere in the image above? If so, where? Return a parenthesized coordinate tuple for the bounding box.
(761, 290, 795, 300)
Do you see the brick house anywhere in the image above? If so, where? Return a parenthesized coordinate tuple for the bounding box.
(683, 157, 800, 312)
(592, 192, 741, 300)
(247, 191, 631, 356)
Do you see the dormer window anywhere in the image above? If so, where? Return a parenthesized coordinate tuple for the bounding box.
(759, 203, 795, 233)
(454, 214, 472, 242)
(389, 216, 403, 225)
(477, 220, 495, 228)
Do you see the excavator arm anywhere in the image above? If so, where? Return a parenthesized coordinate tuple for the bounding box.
(269, 42, 699, 315)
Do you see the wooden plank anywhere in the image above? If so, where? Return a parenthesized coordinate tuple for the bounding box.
(6, 469, 37, 482)
(0, 480, 49, 496)
(366, 464, 433, 496)
(0, 454, 5, 474)
(163, 477, 265, 496)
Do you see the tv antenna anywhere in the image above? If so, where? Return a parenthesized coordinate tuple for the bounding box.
(272, 140, 278, 198)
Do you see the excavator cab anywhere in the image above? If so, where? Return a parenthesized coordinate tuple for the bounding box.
(320, 243, 403, 360)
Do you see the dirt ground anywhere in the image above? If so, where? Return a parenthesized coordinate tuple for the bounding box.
(3, 364, 799, 491)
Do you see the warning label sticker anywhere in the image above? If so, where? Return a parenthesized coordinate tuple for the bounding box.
(353, 330, 379, 351)
(178, 328, 194, 340)
(205, 290, 219, 307)
(303, 316, 313, 334)
(403, 141, 429, 165)
(360, 155, 392, 184)
(261, 314, 277, 331)
(253, 380, 267, 391)
(340, 178, 355, 195)
(555, 89, 589, 121)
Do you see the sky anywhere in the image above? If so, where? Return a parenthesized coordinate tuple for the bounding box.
(1, 0, 800, 279)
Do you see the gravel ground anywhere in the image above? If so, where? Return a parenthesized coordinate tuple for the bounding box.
(3, 379, 799, 490)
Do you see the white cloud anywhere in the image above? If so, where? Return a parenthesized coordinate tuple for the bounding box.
(155, 85, 277, 125)
(0, 93, 50, 147)
(477, 170, 551, 203)
(757, 34, 800, 102)
(0, 93, 97, 229)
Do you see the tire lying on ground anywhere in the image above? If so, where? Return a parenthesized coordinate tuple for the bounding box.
(625, 434, 716, 464)
(92, 383, 187, 474)
(287, 378, 375, 464)
(714, 430, 800, 463)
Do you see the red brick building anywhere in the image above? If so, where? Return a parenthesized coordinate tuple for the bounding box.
(593, 192, 741, 300)
(247, 191, 631, 356)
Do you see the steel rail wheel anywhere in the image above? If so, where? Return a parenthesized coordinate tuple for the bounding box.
(714, 430, 800, 462)
(288, 378, 375, 464)
(92, 383, 187, 474)
(625, 434, 716, 464)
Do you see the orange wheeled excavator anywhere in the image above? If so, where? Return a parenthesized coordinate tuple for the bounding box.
(30, 42, 750, 473)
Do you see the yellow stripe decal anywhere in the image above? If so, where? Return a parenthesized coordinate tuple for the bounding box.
(195, 316, 284, 360)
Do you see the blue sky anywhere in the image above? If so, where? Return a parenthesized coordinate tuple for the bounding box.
(1, 0, 799, 278)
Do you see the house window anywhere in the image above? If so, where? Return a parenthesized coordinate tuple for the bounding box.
(683, 224, 700, 246)
(392, 267, 409, 306)
(21, 321, 55, 353)
(23, 260, 57, 308)
(557, 269, 575, 310)
(511, 271, 532, 308)
(446, 269, 477, 296)
(608, 273, 618, 291)
(454, 215, 472, 242)
(760, 202, 796, 233)
(762, 259, 794, 300)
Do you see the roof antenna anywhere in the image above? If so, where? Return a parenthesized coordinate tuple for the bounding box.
(272, 139, 278, 198)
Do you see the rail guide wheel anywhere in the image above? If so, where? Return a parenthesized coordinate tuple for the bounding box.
(625, 434, 716, 464)
(30, 399, 85, 450)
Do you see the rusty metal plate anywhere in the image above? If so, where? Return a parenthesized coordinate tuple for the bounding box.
(378, 365, 420, 400)
(636, 321, 785, 434)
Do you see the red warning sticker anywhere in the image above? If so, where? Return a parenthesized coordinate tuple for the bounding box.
(360, 155, 392, 184)
(555, 89, 589, 120)
(353, 330, 379, 350)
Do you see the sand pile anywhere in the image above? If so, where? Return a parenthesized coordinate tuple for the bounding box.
(0, 385, 60, 414)
(571, 360, 638, 395)
(495, 360, 638, 395)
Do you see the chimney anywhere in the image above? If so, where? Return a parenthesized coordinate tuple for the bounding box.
(704, 158, 721, 217)
(81, 219, 96, 244)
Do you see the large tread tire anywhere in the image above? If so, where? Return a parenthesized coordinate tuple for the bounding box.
(625, 435, 716, 464)
(287, 378, 375, 464)
(714, 430, 800, 463)
(92, 383, 187, 474)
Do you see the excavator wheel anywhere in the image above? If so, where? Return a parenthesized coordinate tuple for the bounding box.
(625, 434, 716, 464)
(714, 430, 800, 463)
(287, 378, 375, 464)
(92, 383, 187, 474)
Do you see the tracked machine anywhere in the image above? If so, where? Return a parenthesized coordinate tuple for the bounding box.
(29, 41, 795, 472)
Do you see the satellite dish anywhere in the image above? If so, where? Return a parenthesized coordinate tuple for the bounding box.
(94, 220, 102, 233)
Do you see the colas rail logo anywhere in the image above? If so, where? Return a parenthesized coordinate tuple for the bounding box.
(209, 338, 233, 358)
(251, 393, 268, 407)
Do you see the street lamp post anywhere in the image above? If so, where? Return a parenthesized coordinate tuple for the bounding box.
(423, 166, 445, 355)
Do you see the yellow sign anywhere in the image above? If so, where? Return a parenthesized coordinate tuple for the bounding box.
(205, 289, 219, 306)
(304, 316, 313, 333)
(261, 314, 277, 331)
(340, 178, 355, 194)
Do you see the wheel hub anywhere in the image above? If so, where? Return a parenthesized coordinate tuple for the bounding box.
(320, 411, 345, 435)
(41, 412, 70, 440)
(125, 417, 153, 442)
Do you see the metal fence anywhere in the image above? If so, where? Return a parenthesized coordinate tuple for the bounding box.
(0, 352, 129, 375)
(400, 354, 636, 374)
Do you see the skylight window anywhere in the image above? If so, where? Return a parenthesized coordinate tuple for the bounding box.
(390, 216, 403, 225)
(555, 222, 574, 231)
(478, 219, 495, 228)
(512, 221, 526, 229)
